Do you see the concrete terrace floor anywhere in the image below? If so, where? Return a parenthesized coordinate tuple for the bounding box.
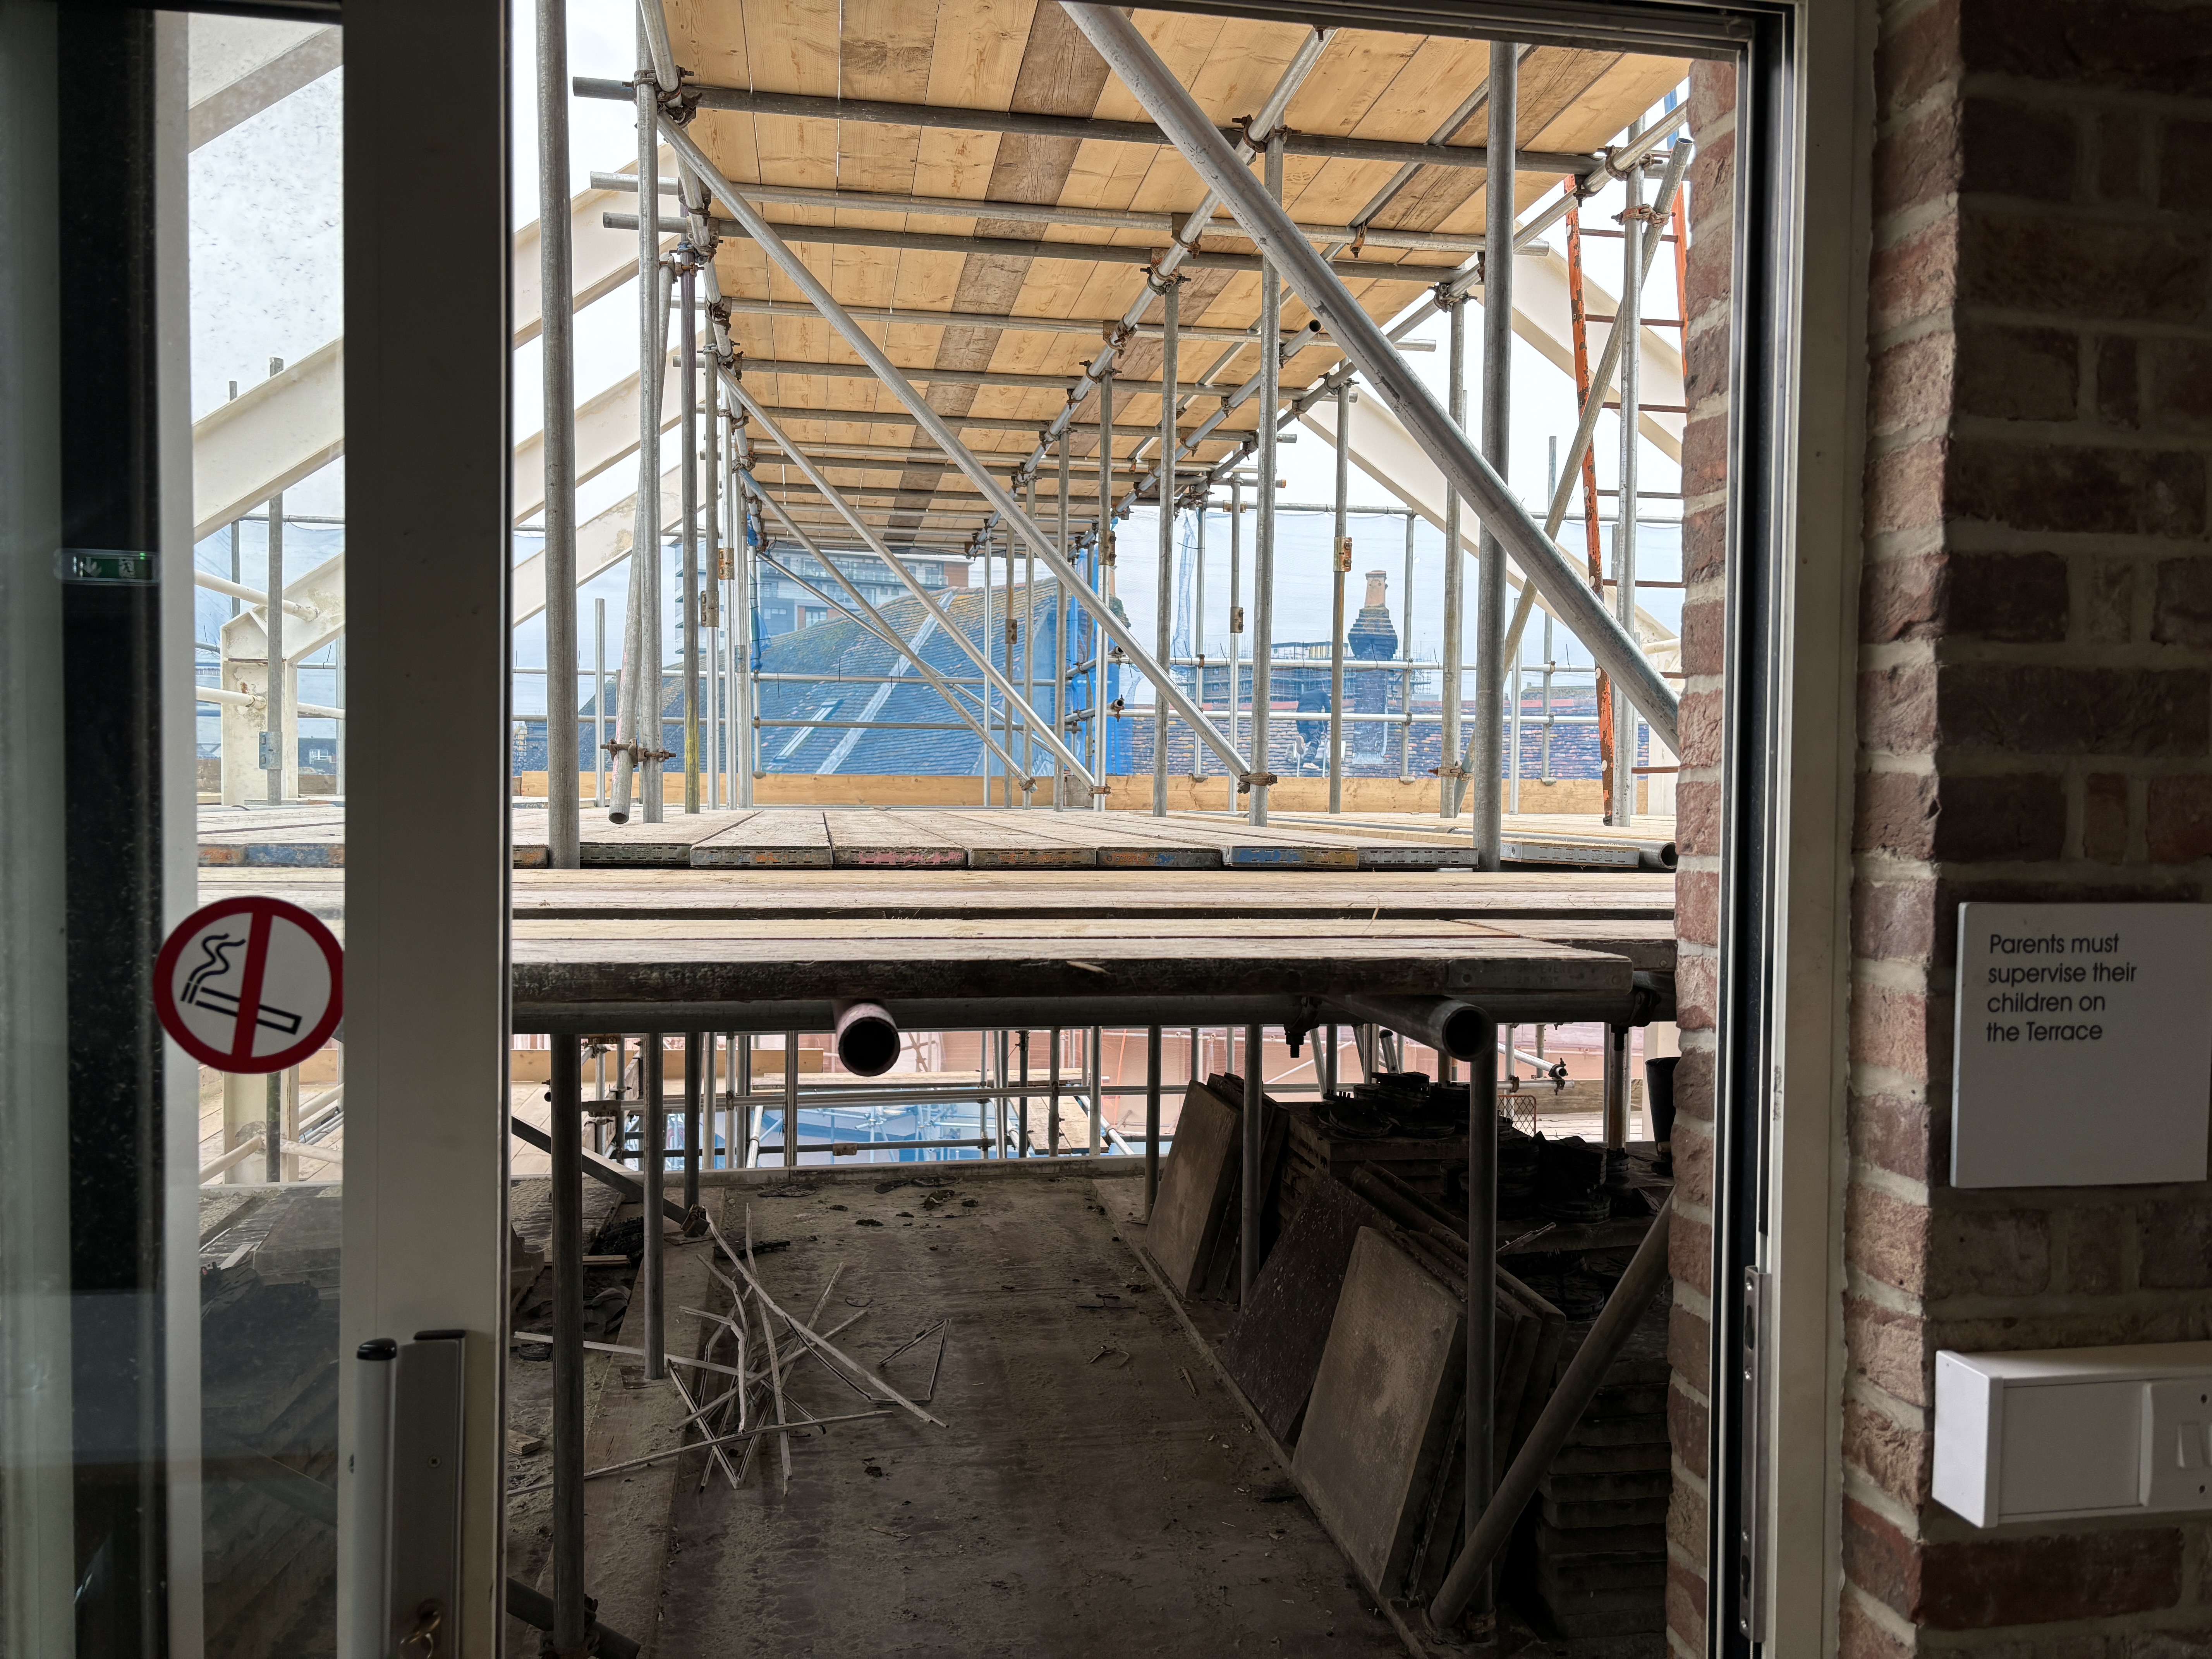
(647, 1165, 1404, 1657)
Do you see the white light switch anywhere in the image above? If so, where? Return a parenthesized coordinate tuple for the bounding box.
(1936, 1343, 2212, 1527)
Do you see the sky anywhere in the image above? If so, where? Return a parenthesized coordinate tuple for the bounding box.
(189, 6, 1688, 727)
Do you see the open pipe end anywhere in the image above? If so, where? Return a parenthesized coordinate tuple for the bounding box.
(833, 1000, 901, 1077)
(1436, 1004, 1493, 1061)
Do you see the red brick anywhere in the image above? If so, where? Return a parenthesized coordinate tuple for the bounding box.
(1843, 1394, 1931, 1508)
(1671, 1212, 1714, 1298)
(1666, 1555, 1709, 1654)
(1856, 767, 1939, 858)
(1669, 1301, 1711, 1390)
(1874, 0, 1959, 121)
(1938, 663, 2211, 757)
(1674, 868, 1719, 951)
(2084, 772, 2130, 863)
(2150, 559, 2212, 647)
(1853, 981, 1934, 1084)
(1962, 551, 2072, 642)
(2161, 120, 2212, 215)
(1681, 408, 1729, 503)
(2065, 1206, 2124, 1294)
(1843, 1497, 1922, 1622)
(1934, 773, 2068, 862)
(2147, 340, 2212, 430)
(1961, 97, 2078, 202)
(1950, 440, 2208, 539)
(1682, 503, 1727, 587)
(1870, 331, 1957, 438)
(1673, 1109, 1714, 1213)
(1867, 438, 1950, 537)
(1852, 1087, 1939, 1186)
(1917, 1527, 2183, 1628)
(1680, 596, 1725, 689)
(1862, 553, 1946, 644)
(1672, 1046, 1717, 1123)
(2098, 335, 2141, 429)
(2138, 1201, 2212, 1290)
(2120, 1632, 2212, 1659)
(1862, 663, 1940, 755)
(1849, 1183, 1932, 1293)
(1872, 219, 1961, 336)
(1676, 777, 1721, 859)
(1855, 870, 1938, 962)
(1960, 0, 2212, 98)
(1848, 1295, 1932, 1405)
(1875, 99, 1963, 219)
(1957, 323, 2078, 421)
(1678, 687, 1724, 770)
(1689, 58, 1734, 125)
(2146, 776, 2212, 863)
(1961, 212, 2212, 325)
(1840, 1590, 1915, 1659)
(1674, 949, 1717, 1031)
(1929, 1203, 2052, 1299)
(2084, 557, 2136, 644)
(1668, 1379, 1709, 1481)
(2098, 110, 2150, 204)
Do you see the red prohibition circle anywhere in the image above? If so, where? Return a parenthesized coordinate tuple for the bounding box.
(155, 895, 345, 1074)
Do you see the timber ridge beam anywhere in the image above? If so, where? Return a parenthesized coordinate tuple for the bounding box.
(573, 77, 1602, 177)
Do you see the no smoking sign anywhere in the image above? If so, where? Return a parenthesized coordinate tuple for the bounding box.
(156, 896, 343, 1074)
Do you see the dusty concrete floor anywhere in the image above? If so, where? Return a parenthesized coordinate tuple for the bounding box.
(648, 1166, 1405, 1657)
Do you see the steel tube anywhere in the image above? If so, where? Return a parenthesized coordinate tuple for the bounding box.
(579, 77, 1599, 175)
(1093, 365, 1113, 804)
(1145, 1025, 1163, 1216)
(1465, 1008, 1499, 1614)
(1060, 5, 1678, 756)
(548, 1035, 586, 1652)
(1610, 119, 1644, 830)
(733, 415, 756, 806)
(1327, 994, 1501, 1061)
(602, 170, 1498, 254)
(832, 1000, 901, 1077)
(1439, 299, 1465, 817)
(1429, 1195, 1675, 1631)
(642, 1034, 666, 1379)
(1153, 278, 1176, 816)
(605, 214, 1473, 275)
(680, 256, 701, 814)
(1241, 1022, 1262, 1302)
(1228, 480, 1241, 809)
(699, 297, 1383, 350)
(1249, 131, 1283, 825)
(1055, 431, 1070, 807)
(1471, 43, 1516, 866)
(682, 1031, 701, 1212)
(1328, 378, 1348, 813)
(540, 0, 580, 867)
(1023, 472, 1037, 797)
(610, 27, 657, 824)
(266, 467, 285, 803)
(706, 345, 721, 808)
(781, 1032, 799, 1168)
(593, 598, 607, 805)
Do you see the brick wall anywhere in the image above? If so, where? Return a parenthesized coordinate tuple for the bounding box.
(1666, 53, 1735, 1659)
(1670, 2, 2212, 1654)
(1847, 0, 2212, 1650)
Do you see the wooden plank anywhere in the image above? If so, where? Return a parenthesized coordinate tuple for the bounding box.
(508, 923, 1632, 1011)
(823, 808, 968, 867)
(913, 809, 1100, 869)
(689, 809, 833, 868)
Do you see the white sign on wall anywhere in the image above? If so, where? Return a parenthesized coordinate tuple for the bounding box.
(1952, 903, 2212, 1188)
